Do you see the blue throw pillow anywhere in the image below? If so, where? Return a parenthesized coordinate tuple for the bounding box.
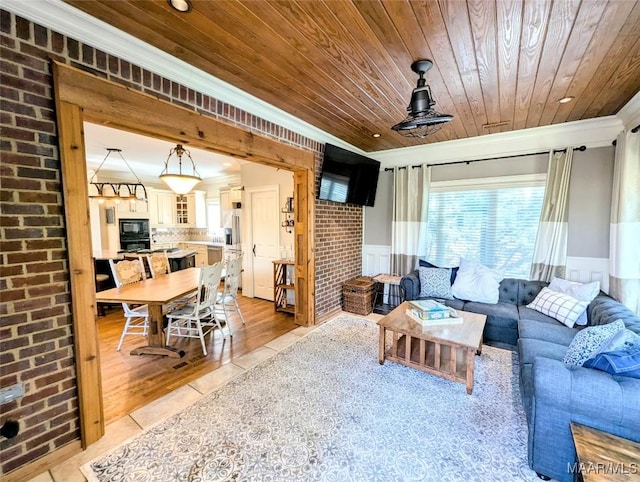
(419, 260, 459, 284)
(418, 267, 453, 300)
(583, 348, 640, 379)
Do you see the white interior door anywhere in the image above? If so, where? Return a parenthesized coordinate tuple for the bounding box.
(246, 186, 280, 300)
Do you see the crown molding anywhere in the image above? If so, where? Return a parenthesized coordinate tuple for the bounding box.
(369, 116, 623, 167)
(3, 0, 362, 154)
(616, 91, 640, 130)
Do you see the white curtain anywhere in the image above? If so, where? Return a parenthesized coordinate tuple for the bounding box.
(609, 129, 640, 314)
(391, 165, 430, 275)
(530, 148, 573, 281)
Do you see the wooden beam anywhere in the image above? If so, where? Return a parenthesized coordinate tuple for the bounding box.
(51, 61, 314, 172)
(294, 167, 315, 326)
(51, 70, 105, 447)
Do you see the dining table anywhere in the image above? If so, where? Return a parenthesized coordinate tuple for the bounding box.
(95, 267, 203, 358)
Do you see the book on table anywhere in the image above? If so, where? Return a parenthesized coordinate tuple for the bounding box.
(406, 308, 463, 328)
(408, 299, 450, 320)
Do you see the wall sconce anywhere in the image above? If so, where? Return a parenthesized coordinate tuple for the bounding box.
(159, 144, 202, 194)
(88, 148, 147, 205)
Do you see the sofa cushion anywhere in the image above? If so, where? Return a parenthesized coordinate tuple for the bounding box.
(549, 277, 600, 326)
(527, 287, 590, 328)
(518, 280, 548, 306)
(563, 319, 625, 367)
(518, 306, 559, 325)
(418, 267, 453, 299)
(519, 338, 567, 366)
(497, 278, 520, 304)
(419, 260, 459, 284)
(518, 319, 579, 346)
(588, 295, 640, 334)
(441, 298, 465, 310)
(463, 301, 518, 325)
(451, 258, 504, 304)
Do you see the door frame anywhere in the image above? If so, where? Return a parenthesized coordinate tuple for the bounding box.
(52, 61, 316, 447)
(243, 184, 280, 299)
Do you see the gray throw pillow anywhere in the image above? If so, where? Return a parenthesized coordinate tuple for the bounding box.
(563, 319, 625, 367)
(418, 267, 453, 300)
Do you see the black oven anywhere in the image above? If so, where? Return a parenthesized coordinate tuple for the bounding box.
(119, 219, 150, 239)
(119, 218, 150, 252)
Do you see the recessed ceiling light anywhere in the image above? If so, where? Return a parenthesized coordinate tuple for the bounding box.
(558, 96, 575, 104)
(168, 0, 191, 12)
(372, 133, 381, 138)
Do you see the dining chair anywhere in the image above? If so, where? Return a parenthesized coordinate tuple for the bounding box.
(146, 251, 171, 277)
(216, 255, 245, 325)
(108, 258, 149, 351)
(165, 262, 226, 356)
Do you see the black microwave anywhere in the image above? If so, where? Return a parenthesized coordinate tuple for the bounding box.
(119, 218, 150, 239)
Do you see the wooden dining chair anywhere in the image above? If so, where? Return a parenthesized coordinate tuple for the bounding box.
(146, 251, 170, 277)
(216, 254, 245, 325)
(165, 262, 226, 356)
(108, 258, 149, 351)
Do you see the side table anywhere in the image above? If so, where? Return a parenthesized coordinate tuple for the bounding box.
(570, 422, 640, 481)
(373, 274, 404, 315)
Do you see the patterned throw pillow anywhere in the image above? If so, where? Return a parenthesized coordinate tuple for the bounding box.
(527, 287, 589, 328)
(563, 319, 625, 367)
(418, 267, 453, 300)
(548, 277, 600, 326)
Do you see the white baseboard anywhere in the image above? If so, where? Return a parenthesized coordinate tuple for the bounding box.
(565, 256, 609, 293)
(362, 245, 391, 277)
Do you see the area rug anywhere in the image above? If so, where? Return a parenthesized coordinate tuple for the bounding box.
(84, 315, 542, 481)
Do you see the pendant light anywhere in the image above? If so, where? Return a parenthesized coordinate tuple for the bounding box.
(159, 144, 202, 194)
(88, 148, 147, 204)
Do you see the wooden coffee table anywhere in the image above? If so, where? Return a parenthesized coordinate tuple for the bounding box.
(377, 301, 487, 394)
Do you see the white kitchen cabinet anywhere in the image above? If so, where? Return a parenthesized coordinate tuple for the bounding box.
(116, 199, 148, 214)
(149, 191, 175, 227)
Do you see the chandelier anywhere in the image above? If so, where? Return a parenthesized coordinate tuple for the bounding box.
(88, 148, 147, 204)
(391, 60, 453, 138)
(159, 144, 202, 195)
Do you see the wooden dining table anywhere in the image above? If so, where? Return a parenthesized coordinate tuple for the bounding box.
(95, 267, 202, 358)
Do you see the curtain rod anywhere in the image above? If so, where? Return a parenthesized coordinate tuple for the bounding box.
(612, 124, 640, 145)
(384, 145, 587, 172)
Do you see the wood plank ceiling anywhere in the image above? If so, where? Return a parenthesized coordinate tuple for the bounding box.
(65, 0, 640, 152)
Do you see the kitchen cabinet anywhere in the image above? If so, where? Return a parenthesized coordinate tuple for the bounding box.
(149, 191, 174, 227)
(178, 243, 223, 267)
(116, 199, 148, 215)
(149, 190, 206, 228)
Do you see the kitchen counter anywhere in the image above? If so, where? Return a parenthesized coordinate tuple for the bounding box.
(166, 249, 196, 259)
(92, 250, 124, 260)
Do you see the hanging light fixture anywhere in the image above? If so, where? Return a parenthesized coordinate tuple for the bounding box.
(391, 60, 453, 138)
(88, 148, 147, 204)
(159, 144, 202, 194)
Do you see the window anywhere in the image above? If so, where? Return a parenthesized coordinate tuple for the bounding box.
(425, 175, 545, 278)
(206, 199, 221, 233)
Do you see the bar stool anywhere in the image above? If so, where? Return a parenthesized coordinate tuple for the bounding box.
(95, 273, 110, 317)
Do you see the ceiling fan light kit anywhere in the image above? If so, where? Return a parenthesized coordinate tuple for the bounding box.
(392, 60, 453, 138)
(88, 148, 148, 204)
(159, 143, 203, 195)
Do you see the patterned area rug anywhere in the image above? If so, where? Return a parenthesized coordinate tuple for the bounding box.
(84, 315, 542, 481)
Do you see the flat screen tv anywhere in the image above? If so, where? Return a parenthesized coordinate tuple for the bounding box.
(317, 144, 381, 207)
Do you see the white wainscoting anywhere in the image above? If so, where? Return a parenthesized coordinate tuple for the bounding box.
(361, 245, 392, 277)
(565, 257, 610, 293)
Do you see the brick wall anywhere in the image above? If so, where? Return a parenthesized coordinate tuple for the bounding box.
(0, 10, 363, 474)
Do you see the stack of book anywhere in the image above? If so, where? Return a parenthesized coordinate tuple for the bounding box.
(406, 299, 463, 327)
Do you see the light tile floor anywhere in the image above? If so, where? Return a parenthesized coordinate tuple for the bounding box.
(29, 322, 325, 481)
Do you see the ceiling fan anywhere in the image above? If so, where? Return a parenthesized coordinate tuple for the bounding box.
(391, 60, 453, 138)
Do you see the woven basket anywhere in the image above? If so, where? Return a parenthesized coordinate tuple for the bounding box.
(342, 276, 375, 315)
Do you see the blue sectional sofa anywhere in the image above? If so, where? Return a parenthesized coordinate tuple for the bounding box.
(401, 272, 640, 481)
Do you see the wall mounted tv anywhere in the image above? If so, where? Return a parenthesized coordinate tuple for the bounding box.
(317, 144, 381, 207)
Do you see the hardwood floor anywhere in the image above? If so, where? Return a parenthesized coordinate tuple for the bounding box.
(97, 294, 298, 425)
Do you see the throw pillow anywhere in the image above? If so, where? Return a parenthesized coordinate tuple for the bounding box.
(563, 319, 625, 367)
(418, 267, 453, 299)
(418, 259, 459, 284)
(527, 287, 590, 328)
(583, 348, 640, 379)
(450, 258, 503, 304)
(548, 277, 600, 326)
